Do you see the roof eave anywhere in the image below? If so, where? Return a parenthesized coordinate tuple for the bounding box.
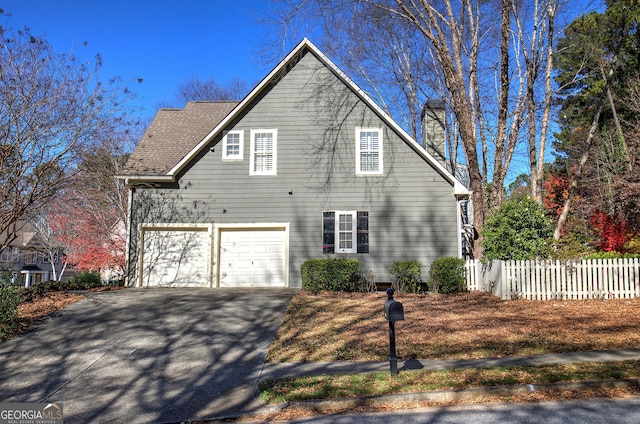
(116, 174, 175, 184)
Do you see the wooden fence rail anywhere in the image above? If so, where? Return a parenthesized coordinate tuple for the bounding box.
(465, 258, 640, 300)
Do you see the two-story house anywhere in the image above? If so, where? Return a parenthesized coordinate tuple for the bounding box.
(118, 38, 470, 288)
(0, 222, 66, 286)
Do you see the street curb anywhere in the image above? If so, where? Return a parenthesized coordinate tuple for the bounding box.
(256, 377, 640, 414)
(258, 349, 640, 381)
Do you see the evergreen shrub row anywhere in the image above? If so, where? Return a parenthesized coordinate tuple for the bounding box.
(301, 257, 467, 294)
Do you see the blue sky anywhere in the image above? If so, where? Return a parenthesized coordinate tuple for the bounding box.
(2, 1, 279, 120)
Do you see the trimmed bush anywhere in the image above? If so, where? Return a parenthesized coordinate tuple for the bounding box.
(428, 257, 467, 294)
(301, 258, 363, 293)
(66, 271, 102, 290)
(0, 272, 22, 340)
(21, 280, 69, 302)
(389, 261, 423, 293)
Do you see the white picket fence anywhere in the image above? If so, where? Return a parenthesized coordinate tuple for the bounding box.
(466, 258, 640, 300)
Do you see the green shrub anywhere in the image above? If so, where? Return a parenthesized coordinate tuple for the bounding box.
(0, 272, 22, 340)
(482, 195, 553, 260)
(389, 261, 423, 293)
(301, 258, 363, 293)
(584, 251, 640, 260)
(428, 257, 467, 294)
(21, 280, 67, 302)
(66, 271, 102, 290)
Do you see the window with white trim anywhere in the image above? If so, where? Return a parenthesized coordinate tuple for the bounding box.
(222, 130, 243, 160)
(250, 129, 277, 175)
(323, 211, 369, 254)
(356, 128, 383, 174)
(23, 252, 37, 265)
(0, 247, 18, 262)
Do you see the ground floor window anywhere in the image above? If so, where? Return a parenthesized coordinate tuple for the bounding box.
(323, 211, 368, 254)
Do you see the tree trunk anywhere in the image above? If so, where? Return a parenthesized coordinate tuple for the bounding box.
(554, 97, 605, 239)
(535, 1, 556, 203)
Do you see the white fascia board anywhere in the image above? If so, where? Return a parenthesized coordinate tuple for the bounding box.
(118, 175, 175, 183)
(303, 40, 470, 197)
(167, 38, 314, 178)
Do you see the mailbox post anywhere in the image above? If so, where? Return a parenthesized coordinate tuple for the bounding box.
(383, 288, 404, 376)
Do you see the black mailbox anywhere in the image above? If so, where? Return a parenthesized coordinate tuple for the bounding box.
(384, 288, 404, 321)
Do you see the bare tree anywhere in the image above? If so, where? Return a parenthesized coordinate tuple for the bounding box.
(29, 214, 67, 281)
(156, 76, 248, 109)
(0, 23, 138, 252)
(268, 0, 575, 257)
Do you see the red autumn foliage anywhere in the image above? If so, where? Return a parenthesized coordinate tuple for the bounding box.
(543, 173, 569, 217)
(50, 205, 125, 273)
(589, 209, 629, 252)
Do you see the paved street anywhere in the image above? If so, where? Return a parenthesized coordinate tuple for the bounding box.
(0, 288, 298, 423)
(277, 397, 640, 423)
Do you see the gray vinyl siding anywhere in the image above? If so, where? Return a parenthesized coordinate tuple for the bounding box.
(128, 51, 460, 287)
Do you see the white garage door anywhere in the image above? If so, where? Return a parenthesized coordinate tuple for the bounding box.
(219, 229, 286, 287)
(141, 228, 210, 287)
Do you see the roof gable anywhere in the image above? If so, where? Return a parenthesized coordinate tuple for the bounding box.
(120, 39, 468, 195)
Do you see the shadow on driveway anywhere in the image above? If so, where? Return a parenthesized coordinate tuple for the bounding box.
(0, 287, 298, 423)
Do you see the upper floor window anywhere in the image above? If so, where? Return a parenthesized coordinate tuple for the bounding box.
(222, 130, 244, 161)
(250, 129, 277, 175)
(23, 252, 37, 265)
(356, 128, 383, 175)
(44, 253, 59, 264)
(0, 247, 18, 262)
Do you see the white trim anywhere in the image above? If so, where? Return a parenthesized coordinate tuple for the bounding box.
(116, 175, 174, 182)
(138, 223, 213, 288)
(335, 211, 357, 253)
(355, 127, 383, 175)
(167, 39, 311, 177)
(222, 130, 244, 161)
(213, 223, 289, 287)
(250, 129, 277, 175)
(457, 198, 464, 258)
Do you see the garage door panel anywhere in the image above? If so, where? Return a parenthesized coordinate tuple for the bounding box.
(219, 229, 286, 287)
(142, 229, 209, 287)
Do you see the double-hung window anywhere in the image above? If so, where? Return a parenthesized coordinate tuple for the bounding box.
(222, 130, 243, 160)
(323, 211, 369, 254)
(356, 128, 383, 175)
(250, 129, 277, 175)
(24, 252, 37, 265)
(0, 247, 17, 262)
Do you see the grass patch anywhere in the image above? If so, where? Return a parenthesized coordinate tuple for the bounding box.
(259, 360, 640, 403)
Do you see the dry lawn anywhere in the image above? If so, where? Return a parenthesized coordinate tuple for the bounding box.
(5, 286, 122, 340)
(267, 291, 640, 362)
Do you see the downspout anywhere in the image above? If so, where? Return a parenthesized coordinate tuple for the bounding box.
(125, 181, 134, 287)
(456, 196, 465, 259)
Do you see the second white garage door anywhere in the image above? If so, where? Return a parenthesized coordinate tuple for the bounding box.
(219, 229, 286, 287)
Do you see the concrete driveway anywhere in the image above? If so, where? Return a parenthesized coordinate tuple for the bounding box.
(0, 287, 298, 423)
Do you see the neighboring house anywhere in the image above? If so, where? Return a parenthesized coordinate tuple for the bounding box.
(100, 219, 127, 283)
(118, 38, 470, 288)
(0, 223, 66, 287)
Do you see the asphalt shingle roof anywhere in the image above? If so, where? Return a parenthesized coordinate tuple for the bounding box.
(120, 101, 239, 177)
